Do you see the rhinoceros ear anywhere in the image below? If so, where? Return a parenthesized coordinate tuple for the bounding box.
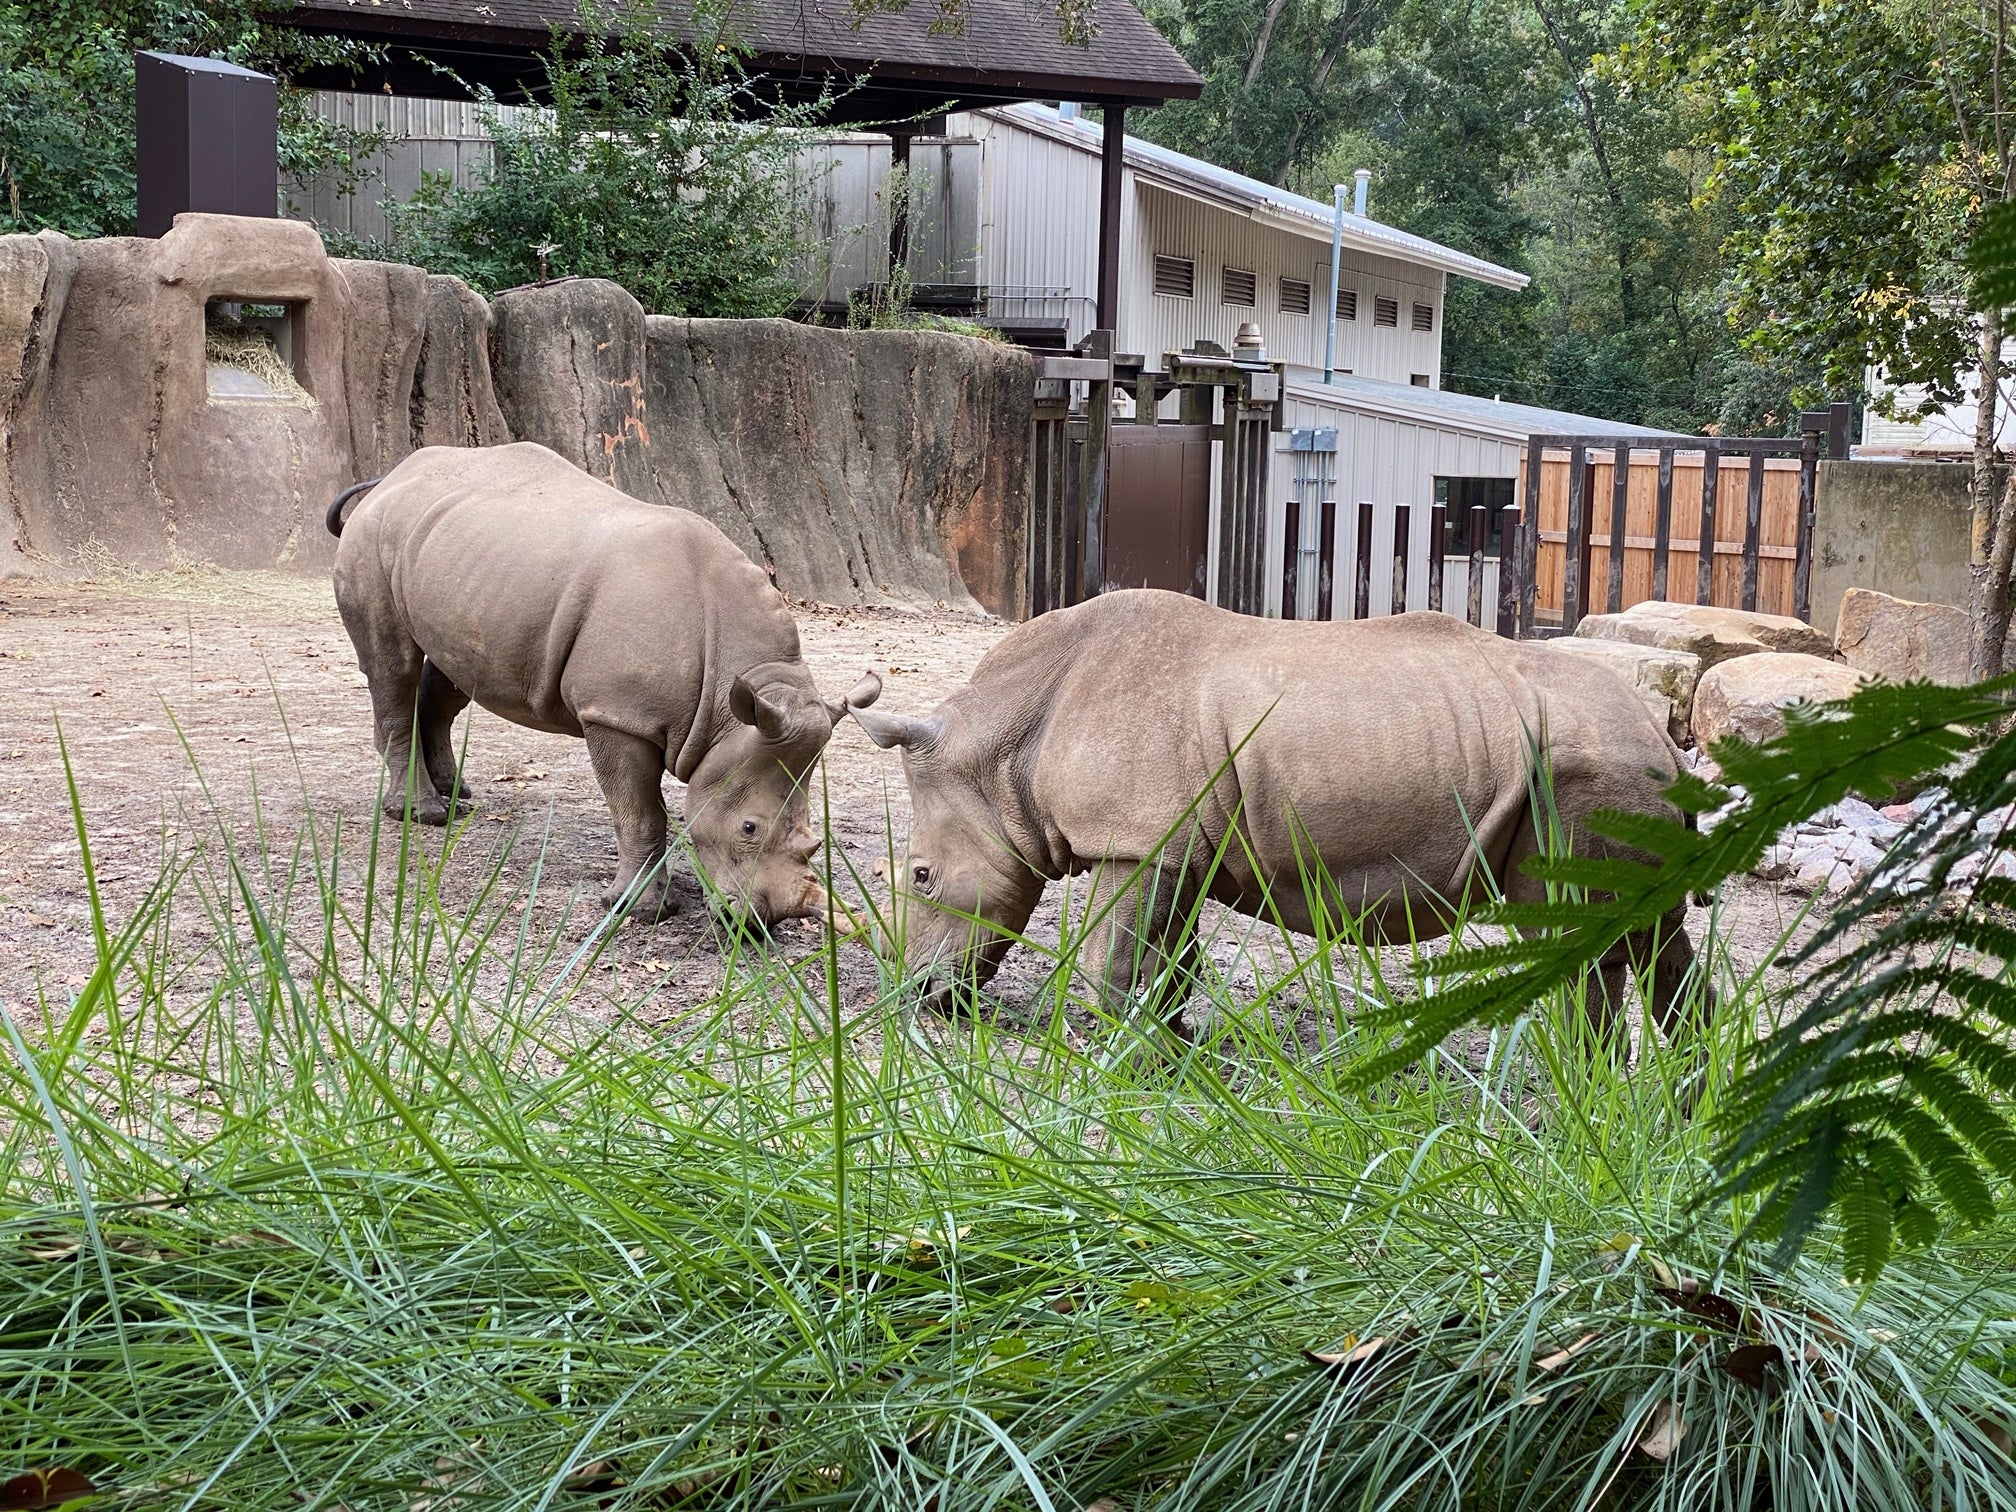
(849, 701, 940, 751)
(826, 669, 883, 726)
(729, 674, 794, 742)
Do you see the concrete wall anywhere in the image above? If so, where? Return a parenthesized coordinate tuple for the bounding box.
(1811, 459, 1979, 634)
(0, 217, 1032, 616)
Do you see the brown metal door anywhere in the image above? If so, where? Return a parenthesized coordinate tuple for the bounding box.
(1102, 423, 1212, 596)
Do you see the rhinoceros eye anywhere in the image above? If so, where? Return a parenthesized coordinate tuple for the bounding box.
(912, 864, 932, 889)
(740, 819, 759, 837)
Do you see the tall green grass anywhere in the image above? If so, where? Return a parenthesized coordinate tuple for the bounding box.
(1, 742, 2013, 1510)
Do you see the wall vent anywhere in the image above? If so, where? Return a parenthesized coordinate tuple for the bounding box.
(1222, 266, 1257, 307)
(1374, 295, 1399, 328)
(1335, 287, 1358, 321)
(1153, 255, 1195, 299)
(1412, 302, 1435, 332)
(1279, 278, 1311, 316)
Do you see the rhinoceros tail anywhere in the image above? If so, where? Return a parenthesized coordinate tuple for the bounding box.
(325, 474, 387, 538)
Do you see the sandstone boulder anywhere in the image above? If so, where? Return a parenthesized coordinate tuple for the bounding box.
(1575, 600, 1835, 670)
(491, 277, 654, 501)
(1545, 636, 1701, 744)
(1692, 652, 1868, 748)
(1833, 586, 1972, 684)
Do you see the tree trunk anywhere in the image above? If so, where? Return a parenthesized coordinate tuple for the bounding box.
(1244, 0, 1292, 90)
(1971, 309, 2008, 679)
(1983, 463, 2016, 675)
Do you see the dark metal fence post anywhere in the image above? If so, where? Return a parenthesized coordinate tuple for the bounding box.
(1391, 504, 1412, 616)
(1281, 498, 1300, 620)
(1078, 331, 1114, 605)
(1563, 445, 1590, 632)
(1695, 440, 1721, 606)
(1519, 439, 1544, 635)
(1651, 444, 1675, 604)
(1467, 503, 1487, 627)
(1353, 502, 1374, 620)
(1794, 426, 1820, 622)
(1496, 505, 1521, 637)
(1317, 499, 1337, 621)
(1741, 448, 1766, 612)
(1427, 503, 1446, 612)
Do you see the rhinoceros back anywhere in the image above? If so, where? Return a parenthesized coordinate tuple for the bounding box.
(333, 442, 793, 744)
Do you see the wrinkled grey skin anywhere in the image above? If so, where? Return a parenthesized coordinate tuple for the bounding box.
(331, 442, 877, 928)
(854, 589, 1702, 1035)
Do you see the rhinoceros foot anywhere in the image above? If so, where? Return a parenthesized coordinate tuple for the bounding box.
(603, 877, 678, 923)
(384, 791, 475, 826)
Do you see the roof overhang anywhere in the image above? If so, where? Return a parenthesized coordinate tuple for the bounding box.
(995, 104, 1530, 291)
(1283, 375, 1677, 444)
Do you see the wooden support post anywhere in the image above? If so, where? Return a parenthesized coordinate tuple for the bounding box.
(1427, 503, 1446, 612)
(1317, 499, 1336, 621)
(1651, 444, 1675, 603)
(1281, 498, 1301, 619)
(1563, 445, 1589, 632)
(1607, 442, 1629, 614)
(1794, 426, 1820, 622)
(1391, 504, 1412, 616)
(1134, 370, 1158, 425)
(887, 127, 913, 277)
(1519, 441, 1544, 636)
(1695, 440, 1721, 606)
(1217, 384, 1243, 611)
(1496, 505, 1521, 637)
(1827, 400, 1851, 459)
(1741, 448, 1766, 612)
(1354, 502, 1373, 620)
(1079, 339, 1113, 605)
(1467, 504, 1487, 627)
(1097, 107, 1125, 333)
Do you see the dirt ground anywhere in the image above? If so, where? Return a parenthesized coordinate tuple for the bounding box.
(0, 571, 1817, 1039)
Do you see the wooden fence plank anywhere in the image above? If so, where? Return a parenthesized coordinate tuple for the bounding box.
(1651, 446, 1675, 603)
(1317, 499, 1336, 621)
(1520, 442, 1543, 635)
(1428, 504, 1446, 612)
(1392, 504, 1412, 616)
(1281, 498, 1301, 621)
(1794, 428, 1819, 622)
(1607, 442, 1630, 614)
(1563, 447, 1589, 631)
(1467, 504, 1487, 627)
(1741, 448, 1765, 612)
(1695, 440, 1720, 606)
(1497, 505, 1521, 637)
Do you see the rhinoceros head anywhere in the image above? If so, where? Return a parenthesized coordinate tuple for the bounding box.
(849, 692, 1046, 1012)
(686, 669, 881, 930)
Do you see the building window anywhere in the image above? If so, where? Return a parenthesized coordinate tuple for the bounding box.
(1435, 477, 1516, 557)
(1412, 302, 1435, 332)
(1374, 295, 1400, 327)
(1335, 287, 1358, 321)
(1222, 266, 1257, 307)
(1153, 255, 1195, 299)
(1410, 374, 1431, 388)
(1278, 277, 1312, 316)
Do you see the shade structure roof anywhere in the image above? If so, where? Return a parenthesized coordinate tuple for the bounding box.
(276, 0, 1203, 124)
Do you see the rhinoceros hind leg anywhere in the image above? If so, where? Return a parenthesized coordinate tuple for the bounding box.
(416, 659, 477, 817)
(584, 723, 675, 921)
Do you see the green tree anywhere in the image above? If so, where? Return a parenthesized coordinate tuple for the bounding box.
(0, 0, 380, 238)
(366, 10, 815, 318)
(1637, 0, 2015, 673)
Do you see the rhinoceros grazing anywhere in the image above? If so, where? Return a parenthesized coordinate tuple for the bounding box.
(328, 442, 877, 927)
(850, 589, 1703, 1035)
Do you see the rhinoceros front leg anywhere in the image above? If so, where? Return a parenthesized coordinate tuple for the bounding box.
(416, 660, 477, 819)
(583, 722, 675, 921)
(1080, 861, 1201, 1035)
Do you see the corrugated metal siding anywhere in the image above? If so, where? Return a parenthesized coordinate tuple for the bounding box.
(289, 91, 538, 242)
(1125, 183, 1443, 382)
(789, 135, 981, 304)
(966, 111, 1102, 343)
(1261, 388, 1524, 618)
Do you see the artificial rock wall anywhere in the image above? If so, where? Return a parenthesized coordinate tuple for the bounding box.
(0, 215, 1034, 617)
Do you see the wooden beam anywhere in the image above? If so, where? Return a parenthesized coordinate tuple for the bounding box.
(1097, 107, 1126, 333)
(888, 127, 913, 276)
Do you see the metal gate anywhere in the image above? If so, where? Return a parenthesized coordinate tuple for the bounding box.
(1028, 331, 1281, 617)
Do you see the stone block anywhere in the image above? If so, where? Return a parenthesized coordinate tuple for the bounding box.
(1545, 636, 1701, 744)
(1692, 652, 1868, 748)
(1575, 600, 1835, 671)
(1833, 586, 1972, 684)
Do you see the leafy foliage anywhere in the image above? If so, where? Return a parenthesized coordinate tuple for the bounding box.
(1970, 197, 2016, 315)
(1364, 675, 2016, 1283)
(0, 0, 383, 238)
(360, 9, 815, 316)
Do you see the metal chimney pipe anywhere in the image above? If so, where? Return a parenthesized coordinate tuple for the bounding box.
(1353, 167, 1371, 217)
(1324, 183, 1346, 385)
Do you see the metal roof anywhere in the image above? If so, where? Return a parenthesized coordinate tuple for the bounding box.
(1284, 372, 1677, 443)
(994, 103, 1529, 291)
(278, 0, 1202, 118)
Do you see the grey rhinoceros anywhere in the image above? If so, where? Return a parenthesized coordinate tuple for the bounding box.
(849, 589, 1703, 1034)
(328, 442, 877, 928)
